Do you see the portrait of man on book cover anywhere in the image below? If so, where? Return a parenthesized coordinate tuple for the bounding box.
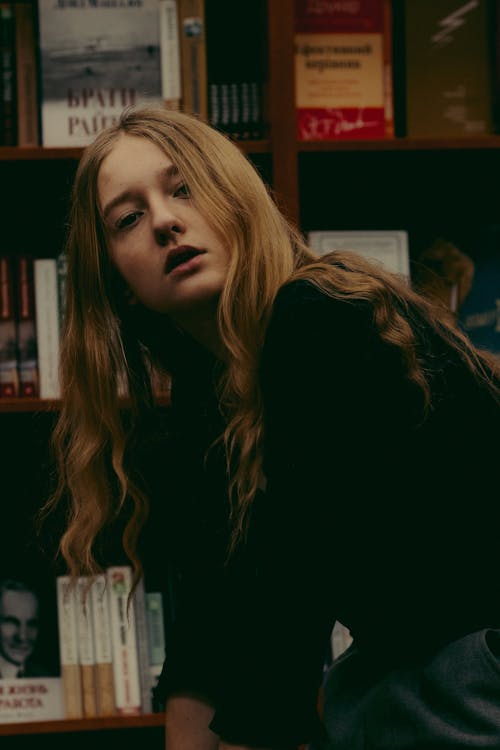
(0, 578, 59, 679)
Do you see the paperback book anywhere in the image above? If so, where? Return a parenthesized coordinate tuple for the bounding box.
(37, 0, 164, 146)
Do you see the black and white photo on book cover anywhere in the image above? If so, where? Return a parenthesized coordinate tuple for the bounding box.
(37, 0, 164, 147)
(0, 557, 64, 722)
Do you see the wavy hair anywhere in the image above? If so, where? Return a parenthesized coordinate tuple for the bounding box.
(41, 106, 500, 577)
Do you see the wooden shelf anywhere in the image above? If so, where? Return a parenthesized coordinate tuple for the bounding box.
(0, 712, 165, 736)
(298, 135, 500, 152)
(0, 396, 171, 413)
(0, 139, 272, 162)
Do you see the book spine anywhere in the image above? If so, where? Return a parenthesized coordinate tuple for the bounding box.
(56, 249, 68, 337)
(56, 576, 83, 719)
(0, 4, 16, 146)
(14, 3, 39, 146)
(132, 577, 153, 714)
(383, 0, 394, 137)
(178, 0, 208, 119)
(75, 577, 98, 717)
(33, 258, 61, 399)
(0, 255, 19, 397)
(89, 574, 116, 716)
(159, 0, 182, 109)
(106, 566, 141, 715)
(145, 591, 166, 710)
(15, 255, 39, 398)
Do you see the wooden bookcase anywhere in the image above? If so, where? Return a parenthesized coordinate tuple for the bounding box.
(2, 0, 500, 742)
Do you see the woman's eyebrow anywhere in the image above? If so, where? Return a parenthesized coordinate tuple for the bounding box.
(101, 165, 181, 220)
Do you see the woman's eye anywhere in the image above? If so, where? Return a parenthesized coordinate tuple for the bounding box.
(116, 212, 142, 230)
(174, 183, 190, 198)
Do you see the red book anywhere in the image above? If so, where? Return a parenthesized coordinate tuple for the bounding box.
(294, 0, 394, 140)
(15, 255, 39, 398)
(0, 255, 19, 397)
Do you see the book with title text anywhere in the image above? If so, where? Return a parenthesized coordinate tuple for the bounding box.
(294, 0, 394, 140)
(0, 573, 63, 723)
(37, 0, 166, 146)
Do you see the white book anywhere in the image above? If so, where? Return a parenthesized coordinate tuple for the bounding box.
(56, 576, 83, 718)
(75, 577, 97, 717)
(37, 0, 164, 146)
(106, 566, 141, 715)
(33, 258, 60, 399)
(308, 230, 410, 279)
(330, 621, 353, 660)
(159, 0, 182, 106)
(89, 574, 116, 716)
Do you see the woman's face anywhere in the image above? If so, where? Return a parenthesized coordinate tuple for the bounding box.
(98, 133, 230, 329)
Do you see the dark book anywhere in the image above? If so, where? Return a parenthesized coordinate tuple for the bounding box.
(0, 255, 18, 398)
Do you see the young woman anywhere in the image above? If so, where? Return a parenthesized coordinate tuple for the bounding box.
(45, 105, 500, 750)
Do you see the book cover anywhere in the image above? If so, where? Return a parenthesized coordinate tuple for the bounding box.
(404, 0, 494, 137)
(0, 255, 19, 398)
(75, 577, 98, 717)
(294, 0, 393, 140)
(106, 566, 141, 715)
(0, 576, 64, 723)
(308, 229, 410, 278)
(33, 258, 60, 400)
(14, 2, 40, 146)
(178, 0, 208, 119)
(14, 255, 39, 398)
(56, 576, 83, 718)
(89, 574, 115, 716)
(458, 225, 500, 358)
(37, 0, 164, 147)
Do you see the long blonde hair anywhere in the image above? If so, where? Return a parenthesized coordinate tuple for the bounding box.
(42, 105, 500, 577)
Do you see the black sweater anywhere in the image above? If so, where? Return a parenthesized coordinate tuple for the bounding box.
(149, 279, 500, 746)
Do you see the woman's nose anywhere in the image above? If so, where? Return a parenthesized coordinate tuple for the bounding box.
(152, 200, 185, 245)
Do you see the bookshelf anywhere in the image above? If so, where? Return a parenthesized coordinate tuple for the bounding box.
(1, 0, 500, 743)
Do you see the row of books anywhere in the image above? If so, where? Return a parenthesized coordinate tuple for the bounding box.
(0, 566, 166, 724)
(0, 254, 62, 399)
(0, 0, 267, 148)
(2, 0, 498, 148)
(294, 0, 499, 140)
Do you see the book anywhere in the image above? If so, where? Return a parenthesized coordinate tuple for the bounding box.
(14, 2, 40, 146)
(294, 0, 394, 140)
(33, 258, 61, 399)
(178, 0, 208, 119)
(56, 576, 83, 718)
(75, 577, 98, 717)
(0, 4, 16, 146)
(0, 255, 18, 397)
(89, 575, 116, 716)
(145, 591, 166, 711)
(206, 0, 266, 139)
(159, 0, 182, 110)
(106, 566, 141, 715)
(457, 225, 500, 358)
(132, 576, 153, 714)
(0, 576, 64, 723)
(308, 229, 410, 278)
(37, 0, 164, 147)
(403, 0, 494, 137)
(14, 255, 39, 398)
